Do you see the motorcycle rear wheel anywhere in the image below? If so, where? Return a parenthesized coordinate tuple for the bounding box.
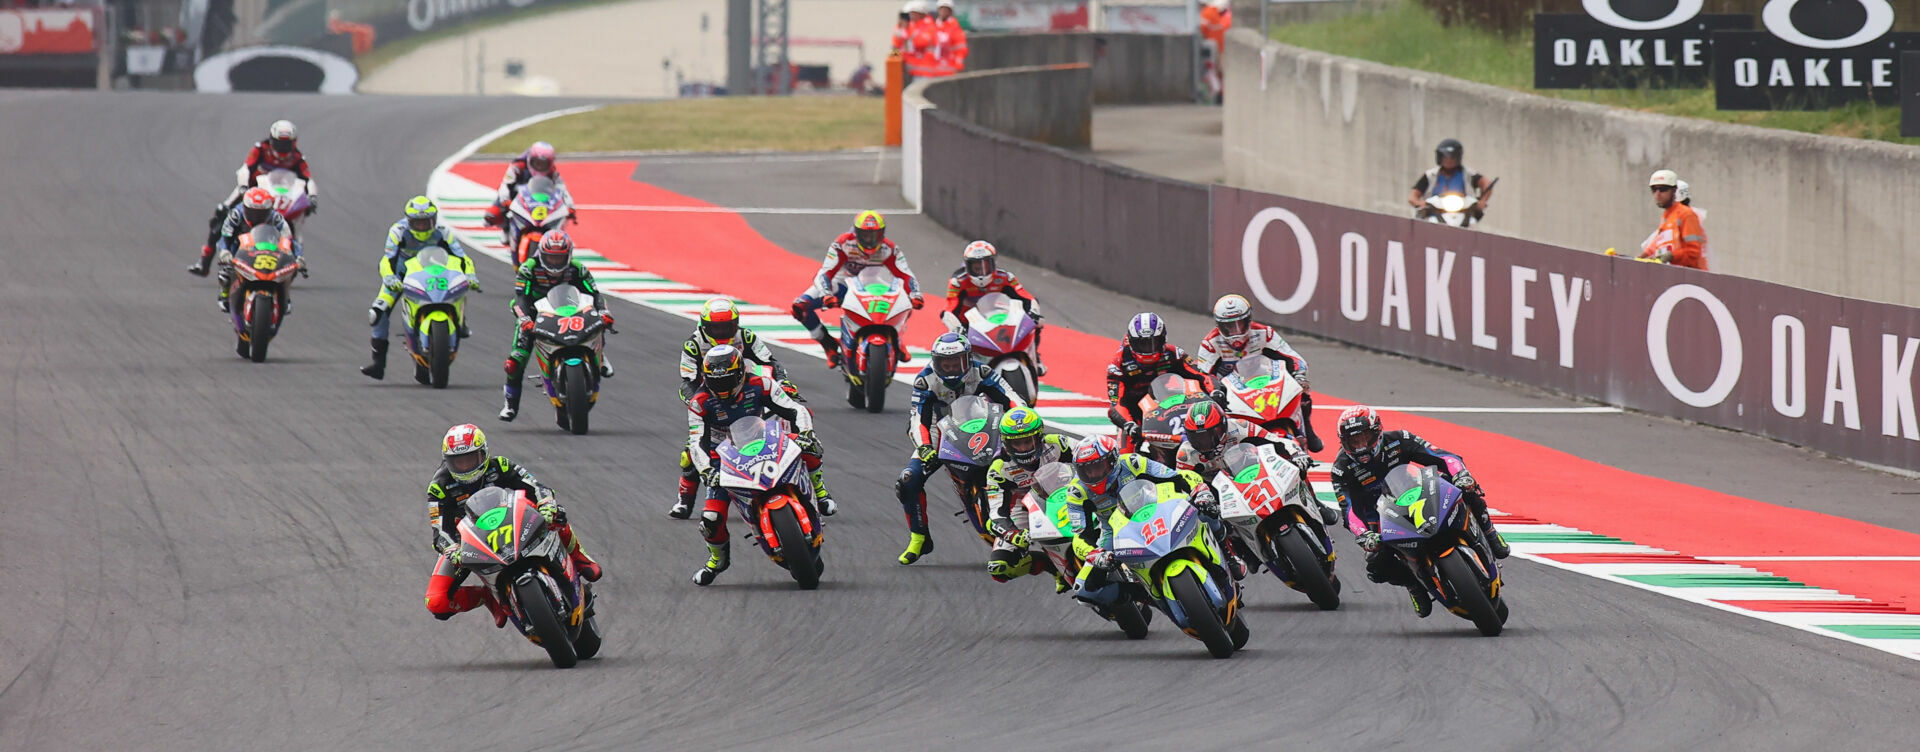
(517, 579, 579, 668)
(1169, 570, 1236, 658)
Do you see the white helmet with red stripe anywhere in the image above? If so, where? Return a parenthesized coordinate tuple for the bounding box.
(962, 240, 997, 287)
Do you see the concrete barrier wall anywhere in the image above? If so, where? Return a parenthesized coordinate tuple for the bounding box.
(965, 32, 1194, 103)
(1222, 27, 1920, 307)
(921, 63, 1095, 148)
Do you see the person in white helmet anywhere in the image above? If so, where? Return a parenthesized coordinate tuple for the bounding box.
(1194, 293, 1324, 452)
(1642, 169, 1706, 270)
(941, 240, 1046, 375)
(191, 120, 316, 277)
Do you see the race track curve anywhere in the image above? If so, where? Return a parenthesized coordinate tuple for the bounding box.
(1, 91, 1917, 751)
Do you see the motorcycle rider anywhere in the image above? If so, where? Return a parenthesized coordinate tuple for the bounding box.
(424, 424, 602, 626)
(1407, 138, 1492, 218)
(1193, 293, 1324, 452)
(895, 332, 1024, 565)
(484, 141, 573, 228)
(790, 210, 924, 367)
(1066, 433, 1242, 583)
(942, 240, 1047, 376)
(361, 196, 480, 380)
(211, 187, 300, 313)
(498, 231, 613, 423)
(687, 345, 839, 586)
(1331, 405, 1510, 617)
(1107, 312, 1218, 445)
(192, 120, 315, 277)
(671, 297, 801, 520)
(982, 407, 1074, 590)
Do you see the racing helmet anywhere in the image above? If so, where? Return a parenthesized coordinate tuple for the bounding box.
(929, 332, 971, 387)
(526, 141, 556, 174)
(1071, 434, 1120, 495)
(267, 120, 297, 154)
(404, 196, 439, 241)
(700, 297, 741, 343)
(852, 210, 887, 251)
(999, 407, 1046, 465)
(1337, 405, 1384, 463)
(1212, 294, 1253, 348)
(1182, 402, 1229, 461)
(441, 424, 490, 484)
(703, 345, 746, 399)
(962, 240, 997, 287)
(241, 187, 276, 226)
(538, 231, 574, 272)
(1126, 313, 1167, 366)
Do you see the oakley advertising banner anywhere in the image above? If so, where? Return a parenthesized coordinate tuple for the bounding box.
(1713, 0, 1918, 109)
(1533, 2, 1751, 89)
(327, 0, 594, 52)
(1210, 185, 1920, 471)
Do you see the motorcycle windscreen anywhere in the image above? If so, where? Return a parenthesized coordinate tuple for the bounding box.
(459, 487, 519, 566)
(719, 416, 786, 489)
(258, 169, 305, 203)
(936, 396, 1002, 466)
(1377, 464, 1453, 543)
(850, 266, 904, 321)
(1141, 374, 1195, 437)
(543, 286, 593, 317)
(1026, 462, 1085, 540)
(405, 248, 466, 303)
(1228, 355, 1302, 420)
(1110, 480, 1199, 564)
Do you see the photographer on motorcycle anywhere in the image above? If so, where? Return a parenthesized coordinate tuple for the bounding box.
(982, 407, 1073, 589)
(1407, 138, 1492, 219)
(1107, 312, 1218, 446)
(361, 196, 479, 380)
(895, 332, 1024, 565)
(499, 232, 612, 423)
(209, 188, 300, 313)
(1194, 294, 1324, 452)
(425, 424, 601, 627)
(790, 210, 924, 367)
(671, 297, 802, 520)
(192, 120, 315, 276)
(1331, 406, 1509, 617)
(484, 141, 574, 228)
(942, 240, 1047, 376)
(686, 345, 838, 586)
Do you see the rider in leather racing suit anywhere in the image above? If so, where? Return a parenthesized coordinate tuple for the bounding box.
(671, 297, 800, 520)
(498, 232, 612, 423)
(1066, 434, 1237, 592)
(790, 210, 923, 367)
(424, 424, 601, 626)
(982, 407, 1073, 589)
(484, 141, 573, 228)
(1194, 294, 1324, 452)
(1107, 312, 1218, 444)
(210, 188, 299, 313)
(687, 345, 838, 586)
(361, 196, 478, 381)
(1330, 405, 1509, 617)
(942, 240, 1047, 376)
(895, 332, 1023, 565)
(193, 120, 315, 276)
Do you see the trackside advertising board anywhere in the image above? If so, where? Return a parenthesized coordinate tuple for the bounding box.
(1210, 185, 1920, 471)
(1713, 0, 1918, 109)
(1533, 6, 1752, 88)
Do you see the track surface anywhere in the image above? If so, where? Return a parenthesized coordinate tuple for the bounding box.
(2, 93, 1918, 751)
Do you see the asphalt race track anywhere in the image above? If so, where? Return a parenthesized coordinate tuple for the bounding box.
(2, 92, 1918, 751)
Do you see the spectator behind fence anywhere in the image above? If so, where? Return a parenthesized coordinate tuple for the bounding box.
(1642, 169, 1707, 270)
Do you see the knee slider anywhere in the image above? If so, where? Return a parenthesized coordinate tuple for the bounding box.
(790, 297, 811, 320)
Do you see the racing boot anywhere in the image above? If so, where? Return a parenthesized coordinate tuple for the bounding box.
(599, 352, 615, 378)
(692, 541, 731, 586)
(810, 469, 838, 517)
(670, 481, 697, 519)
(360, 338, 389, 380)
(1052, 570, 1073, 594)
(188, 244, 215, 277)
(1301, 395, 1325, 453)
(813, 332, 842, 369)
(1480, 512, 1511, 559)
(216, 285, 231, 313)
(481, 590, 511, 628)
(1407, 584, 1434, 618)
(498, 384, 521, 422)
(898, 532, 934, 565)
(554, 524, 602, 582)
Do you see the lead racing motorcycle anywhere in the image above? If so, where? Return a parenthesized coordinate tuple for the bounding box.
(1108, 480, 1249, 659)
(1377, 463, 1510, 636)
(528, 286, 611, 435)
(397, 248, 473, 388)
(713, 416, 827, 589)
(505, 176, 572, 267)
(1209, 443, 1340, 610)
(1022, 463, 1153, 639)
(836, 266, 915, 412)
(451, 486, 603, 669)
(225, 224, 302, 363)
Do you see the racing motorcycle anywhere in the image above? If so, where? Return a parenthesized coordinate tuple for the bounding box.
(1109, 480, 1248, 658)
(1134, 373, 1205, 464)
(226, 224, 302, 363)
(451, 487, 603, 669)
(256, 168, 312, 237)
(837, 266, 914, 413)
(1022, 463, 1153, 639)
(1209, 443, 1340, 610)
(934, 396, 1003, 542)
(1220, 354, 1306, 442)
(713, 416, 827, 589)
(397, 248, 472, 388)
(528, 286, 610, 435)
(950, 292, 1042, 406)
(1377, 463, 1510, 636)
(505, 176, 572, 267)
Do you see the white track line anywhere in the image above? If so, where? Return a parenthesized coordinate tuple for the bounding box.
(1317, 405, 1624, 414)
(1701, 556, 1920, 562)
(574, 204, 920, 215)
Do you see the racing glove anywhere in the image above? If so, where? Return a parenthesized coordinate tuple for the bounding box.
(382, 274, 401, 290)
(1357, 530, 1381, 553)
(796, 431, 825, 458)
(989, 518, 1027, 546)
(1085, 548, 1115, 569)
(537, 501, 566, 525)
(910, 293, 925, 309)
(519, 318, 536, 333)
(822, 294, 840, 308)
(701, 466, 723, 488)
(914, 443, 938, 464)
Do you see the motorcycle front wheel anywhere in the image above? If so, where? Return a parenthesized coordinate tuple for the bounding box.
(516, 577, 579, 668)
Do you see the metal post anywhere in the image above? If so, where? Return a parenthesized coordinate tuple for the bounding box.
(755, 0, 790, 95)
(477, 39, 485, 96)
(727, 0, 750, 94)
